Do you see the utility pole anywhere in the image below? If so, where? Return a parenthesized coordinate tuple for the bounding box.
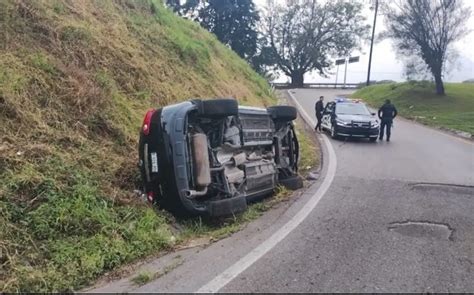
(343, 58, 348, 89)
(366, 0, 379, 86)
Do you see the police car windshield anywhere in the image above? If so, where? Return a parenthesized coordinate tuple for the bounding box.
(336, 103, 371, 115)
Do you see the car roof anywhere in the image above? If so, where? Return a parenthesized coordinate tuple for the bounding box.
(334, 97, 364, 104)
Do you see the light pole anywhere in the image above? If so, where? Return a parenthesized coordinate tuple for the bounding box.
(344, 56, 360, 89)
(334, 58, 345, 88)
(343, 58, 348, 89)
(366, 0, 379, 86)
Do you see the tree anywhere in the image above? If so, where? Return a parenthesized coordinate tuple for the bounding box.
(263, 0, 369, 87)
(403, 56, 431, 81)
(384, 0, 472, 95)
(198, 0, 260, 59)
(166, 0, 260, 60)
(402, 49, 460, 82)
(165, 0, 181, 12)
(165, 0, 201, 17)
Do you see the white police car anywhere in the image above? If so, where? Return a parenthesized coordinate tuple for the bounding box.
(321, 97, 379, 142)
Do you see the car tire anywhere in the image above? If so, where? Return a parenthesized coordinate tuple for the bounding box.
(196, 98, 238, 118)
(369, 137, 377, 142)
(279, 175, 303, 190)
(331, 125, 338, 139)
(267, 106, 297, 121)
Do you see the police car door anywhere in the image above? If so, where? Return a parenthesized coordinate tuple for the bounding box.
(322, 102, 335, 130)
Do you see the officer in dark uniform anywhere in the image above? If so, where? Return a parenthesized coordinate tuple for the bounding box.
(314, 96, 324, 132)
(378, 99, 398, 141)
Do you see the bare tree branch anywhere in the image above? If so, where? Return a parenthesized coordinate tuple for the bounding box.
(384, 0, 472, 95)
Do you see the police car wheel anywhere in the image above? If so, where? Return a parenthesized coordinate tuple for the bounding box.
(331, 125, 337, 139)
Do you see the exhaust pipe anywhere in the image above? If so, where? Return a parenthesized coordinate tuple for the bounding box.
(190, 133, 211, 198)
(184, 187, 208, 199)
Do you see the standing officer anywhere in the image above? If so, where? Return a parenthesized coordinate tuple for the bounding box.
(378, 99, 398, 142)
(314, 96, 325, 132)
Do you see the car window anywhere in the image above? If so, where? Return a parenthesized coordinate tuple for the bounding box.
(336, 103, 370, 115)
(325, 103, 335, 113)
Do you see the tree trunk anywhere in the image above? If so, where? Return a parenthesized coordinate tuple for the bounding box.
(290, 71, 304, 88)
(434, 73, 445, 95)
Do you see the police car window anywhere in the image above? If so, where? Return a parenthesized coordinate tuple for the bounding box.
(336, 103, 370, 115)
(325, 103, 334, 112)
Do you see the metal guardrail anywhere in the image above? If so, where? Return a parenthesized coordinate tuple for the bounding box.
(271, 82, 361, 89)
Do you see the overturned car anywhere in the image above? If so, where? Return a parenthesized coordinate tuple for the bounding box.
(138, 98, 302, 217)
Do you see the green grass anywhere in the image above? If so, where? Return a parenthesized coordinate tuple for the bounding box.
(130, 256, 184, 286)
(1, 166, 175, 292)
(353, 81, 474, 134)
(0, 0, 310, 292)
(175, 186, 291, 244)
(295, 123, 319, 172)
(131, 271, 154, 286)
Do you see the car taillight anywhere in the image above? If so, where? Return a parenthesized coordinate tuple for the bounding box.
(142, 109, 155, 136)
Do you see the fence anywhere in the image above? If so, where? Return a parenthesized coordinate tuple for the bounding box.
(271, 82, 361, 89)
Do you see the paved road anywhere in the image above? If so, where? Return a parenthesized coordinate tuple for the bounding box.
(289, 89, 473, 185)
(221, 88, 474, 292)
(90, 88, 474, 293)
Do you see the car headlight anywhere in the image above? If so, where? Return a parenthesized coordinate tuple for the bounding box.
(371, 121, 379, 128)
(335, 119, 349, 126)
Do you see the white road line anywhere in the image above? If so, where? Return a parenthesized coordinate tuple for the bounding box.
(196, 90, 337, 293)
(288, 89, 317, 127)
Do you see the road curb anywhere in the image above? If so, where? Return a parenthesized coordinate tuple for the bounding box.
(397, 115, 474, 143)
(281, 89, 323, 174)
(286, 90, 325, 174)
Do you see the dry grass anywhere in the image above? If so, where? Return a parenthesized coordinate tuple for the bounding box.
(353, 81, 474, 134)
(0, 0, 275, 292)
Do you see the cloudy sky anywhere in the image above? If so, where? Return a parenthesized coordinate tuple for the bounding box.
(253, 0, 474, 83)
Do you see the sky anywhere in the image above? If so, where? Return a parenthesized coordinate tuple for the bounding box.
(253, 0, 474, 83)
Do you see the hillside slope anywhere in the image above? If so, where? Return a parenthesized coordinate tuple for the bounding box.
(0, 0, 275, 291)
(353, 82, 474, 135)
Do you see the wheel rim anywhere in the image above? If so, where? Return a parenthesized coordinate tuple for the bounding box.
(331, 126, 335, 137)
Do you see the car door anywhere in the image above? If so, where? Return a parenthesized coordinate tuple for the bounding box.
(321, 102, 335, 130)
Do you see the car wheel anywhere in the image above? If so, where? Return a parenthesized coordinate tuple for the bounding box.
(279, 175, 304, 190)
(196, 98, 238, 118)
(267, 106, 297, 121)
(369, 137, 377, 142)
(331, 125, 338, 139)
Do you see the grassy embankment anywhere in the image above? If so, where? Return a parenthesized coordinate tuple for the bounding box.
(353, 81, 474, 135)
(0, 0, 317, 291)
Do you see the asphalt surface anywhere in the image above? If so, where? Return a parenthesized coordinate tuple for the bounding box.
(89, 88, 474, 293)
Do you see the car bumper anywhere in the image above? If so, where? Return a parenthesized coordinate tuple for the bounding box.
(140, 102, 209, 216)
(335, 125, 379, 137)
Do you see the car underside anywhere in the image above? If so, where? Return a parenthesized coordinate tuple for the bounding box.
(138, 98, 302, 217)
